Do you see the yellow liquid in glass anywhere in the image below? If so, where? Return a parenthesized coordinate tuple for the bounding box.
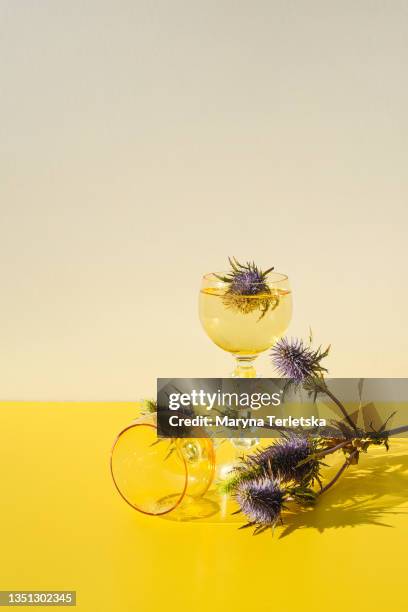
(199, 287, 292, 355)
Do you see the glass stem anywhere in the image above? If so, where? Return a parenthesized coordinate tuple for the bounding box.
(230, 356, 260, 449)
(232, 355, 257, 378)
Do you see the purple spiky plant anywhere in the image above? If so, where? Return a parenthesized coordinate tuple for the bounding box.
(215, 257, 278, 318)
(271, 337, 329, 384)
(235, 478, 285, 531)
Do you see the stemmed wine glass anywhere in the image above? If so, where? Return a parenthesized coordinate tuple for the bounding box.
(199, 270, 292, 451)
(199, 271, 292, 378)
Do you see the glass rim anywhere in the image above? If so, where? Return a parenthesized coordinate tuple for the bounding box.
(202, 271, 289, 285)
(111, 420, 216, 516)
(110, 421, 188, 516)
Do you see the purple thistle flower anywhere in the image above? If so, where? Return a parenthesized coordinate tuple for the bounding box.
(235, 478, 285, 527)
(216, 257, 274, 296)
(220, 437, 322, 496)
(271, 337, 329, 384)
(249, 436, 321, 485)
(229, 268, 267, 296)
(216, 257, 273, 295)
(215, 257, 277, 318)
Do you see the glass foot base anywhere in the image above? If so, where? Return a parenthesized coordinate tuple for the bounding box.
(230, 437, 260, 450)
(231, 354, 259, 378)
(231, 367, 258, 378)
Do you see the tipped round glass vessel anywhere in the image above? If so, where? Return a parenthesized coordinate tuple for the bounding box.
(111, 413, 215, 516)
(199, 271, 292, 377)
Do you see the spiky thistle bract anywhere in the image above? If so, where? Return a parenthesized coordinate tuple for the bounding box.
(215, 257, 279, 319)
(234, 477, 317, 534)
(250, 436, 323, 486)
(220, 435, 323, 495)
(235, 478, 286, 533)
(271, 337, 330, 385)
(141, 399, 157, 415)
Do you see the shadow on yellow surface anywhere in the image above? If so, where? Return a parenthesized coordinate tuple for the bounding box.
(281, 450, 408, 537)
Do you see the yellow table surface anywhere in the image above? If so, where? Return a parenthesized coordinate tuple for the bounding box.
(0, 402, 407, 611)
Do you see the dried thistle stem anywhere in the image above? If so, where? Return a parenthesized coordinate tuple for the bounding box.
(319, 449, 358, 495)
(314, 381, 358, 433)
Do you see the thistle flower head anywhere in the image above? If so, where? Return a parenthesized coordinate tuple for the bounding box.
(235, 478, 285, 528)
(215, 257, 278, 318)
(271, 337, 329, 384)
(249, 436, 321, 485)
(220, 436, 322, 496)
(228, 265, 267, 296)
(216, 257, 274, 296)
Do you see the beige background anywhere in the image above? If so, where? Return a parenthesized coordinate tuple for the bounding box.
(1, 1, 407, 400)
